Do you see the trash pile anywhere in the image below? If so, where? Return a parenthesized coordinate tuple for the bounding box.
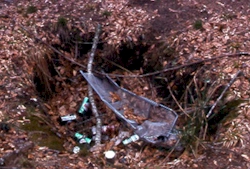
(58, 71, 179, 155)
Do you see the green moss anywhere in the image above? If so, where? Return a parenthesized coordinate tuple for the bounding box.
(55, 16, 71, 45)
(219, 99, 246, 122)
(102, 10, 112, 17)
(21, 115, 64, 151)
(30, 132, 64, 150)
(78, 144, 90, 157)
(26, 5, 37, 14)
(57, 16, 68, 28)
(193, 20, 204, 30)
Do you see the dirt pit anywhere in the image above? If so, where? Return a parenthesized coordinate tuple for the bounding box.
(1, 0, 250, 168)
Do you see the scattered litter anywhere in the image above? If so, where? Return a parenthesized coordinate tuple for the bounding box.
(17, 104, 26, 113)
(73, 146, 80, 154)
(66, 71, 179, 151)
(80, 71, 179, 148)
(74, 132, 91, 144)
(30, 97, 37, 102)
(59, 114, 77, 125)
(78, 97, 90, 115)
(122, 134, 140, 145)
(104, 150, 116, 163)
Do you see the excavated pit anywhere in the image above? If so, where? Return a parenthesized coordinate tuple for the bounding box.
(31, 25, 241, 158)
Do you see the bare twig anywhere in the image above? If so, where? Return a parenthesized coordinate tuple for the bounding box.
(96, 52, 249, 78)
(75, 42, 78, 59)
(206, 70, 242, 118)
(165, 78, 191, 118)
(193, 69, 202, 100)
(87, 24, 102, 145)
(203, 121, 208, 140)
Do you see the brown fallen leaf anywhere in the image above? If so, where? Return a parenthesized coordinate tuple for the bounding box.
(123, 105, 146, 124)
(109, 91, 121, 103)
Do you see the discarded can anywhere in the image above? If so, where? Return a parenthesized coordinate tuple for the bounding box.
(104, 150, 116, 164)
(74, 132, 91, 144)
(73, 146, 80, 154)
(122, 134, 140, 145)
(60, 114, 77, 122)
(59, 114, 77, 125)
(78, 97, 90, 115)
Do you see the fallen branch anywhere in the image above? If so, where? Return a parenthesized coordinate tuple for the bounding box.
(87, 24, 102, 146)
(97, 52, 249, 78)
(19, 24, 86, 69)
(206, 70, 242, 118)
(75, 42, 78, 59)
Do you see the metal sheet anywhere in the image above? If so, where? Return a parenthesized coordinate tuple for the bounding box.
(80, 71, 178, 148)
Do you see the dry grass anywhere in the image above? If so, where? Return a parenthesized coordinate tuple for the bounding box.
(26, 47, 55, 99)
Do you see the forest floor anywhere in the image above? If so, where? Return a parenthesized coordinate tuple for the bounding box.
(0, 0, 250, 168)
